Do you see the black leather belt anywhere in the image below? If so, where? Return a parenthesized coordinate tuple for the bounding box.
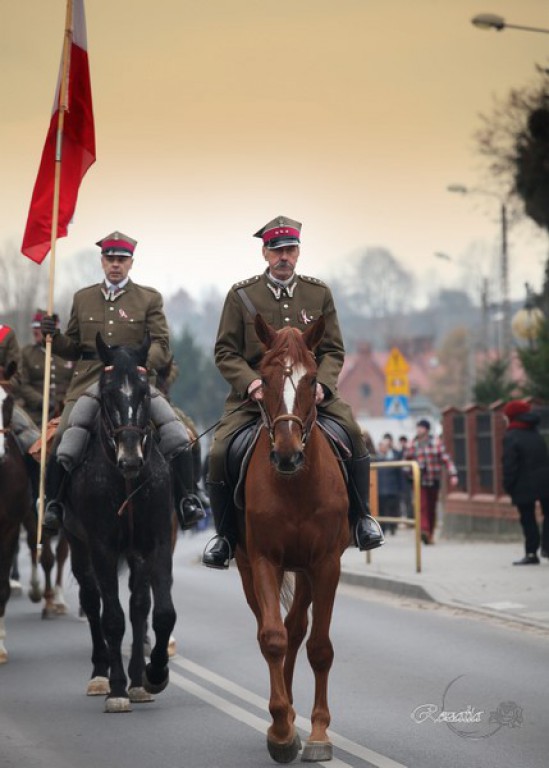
(81, 351, 99, 361)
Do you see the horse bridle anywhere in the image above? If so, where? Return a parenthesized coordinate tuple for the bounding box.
(259, 362, 316, 448)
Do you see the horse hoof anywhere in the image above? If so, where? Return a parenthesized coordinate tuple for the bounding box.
(87, 676, 110, 696)
(267, 733, 301, 764)
(167, 635, 177, 658)
(9, 579, 22, 597)
(28, 587, 42, 604)
(129, 686, 155, 703)
(104, 697, 132, 713)
(301, 741, 333, 762)
(142, 663, 169, 694)
(54, 601, 68, 616)
(41, 605, 56, 620)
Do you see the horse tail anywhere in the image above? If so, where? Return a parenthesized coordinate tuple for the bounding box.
(280, 571, 295, 613)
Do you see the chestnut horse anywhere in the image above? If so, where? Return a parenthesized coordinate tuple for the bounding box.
(0, 364, 41, 663)
(235, 314, 349, 763)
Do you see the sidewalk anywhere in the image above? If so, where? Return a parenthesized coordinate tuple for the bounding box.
(340, 526, 549, 630)
(185, 526, 549, 631)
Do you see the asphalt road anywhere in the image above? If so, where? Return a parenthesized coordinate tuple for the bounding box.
(0, 532, 546, 768)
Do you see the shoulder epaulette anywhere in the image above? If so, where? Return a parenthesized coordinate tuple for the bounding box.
(232, 275, 261, 290)
(299, 274, 327, 287)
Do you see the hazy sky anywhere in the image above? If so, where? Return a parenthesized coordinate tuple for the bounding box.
(2, 0, 549, 307)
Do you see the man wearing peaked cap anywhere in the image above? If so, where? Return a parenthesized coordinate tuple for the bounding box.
(39, 230, 204, 535)
(202, 215, 384, 569)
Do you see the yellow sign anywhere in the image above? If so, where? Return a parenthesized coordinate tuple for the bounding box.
(385, 347, 410, 395)
(384, 347, 410, 376)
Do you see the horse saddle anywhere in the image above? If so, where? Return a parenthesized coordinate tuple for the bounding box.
(225, 415, 352, 510)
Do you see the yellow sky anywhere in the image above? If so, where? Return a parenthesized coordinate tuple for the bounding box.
(1, 0, 549, 305)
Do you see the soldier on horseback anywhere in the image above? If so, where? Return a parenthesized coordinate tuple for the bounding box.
(40, 231, 203, 535)
(202, 215, 384, 569)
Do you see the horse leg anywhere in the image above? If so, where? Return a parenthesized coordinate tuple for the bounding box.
(53, 534, 70, 615)
(90, 550, 130, 712)
(21, 510, 42, 605)
(249, 556, 300, 764)
(301, 557, 341, 762)
(283, 572, 311, 722)
(127, 556, 154, 704)
(39, 536, 56, 617)
(143, 542, 176, 695)
(68, 538, 110, 698)
(0, 529, 20, 664)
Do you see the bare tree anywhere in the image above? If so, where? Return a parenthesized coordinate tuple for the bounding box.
(0, 241, 47, 343)
(338, 247, 415, 318)
(475, 75, 549, 230)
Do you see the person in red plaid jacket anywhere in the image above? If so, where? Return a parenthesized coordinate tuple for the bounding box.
(405, 419, 458, 543)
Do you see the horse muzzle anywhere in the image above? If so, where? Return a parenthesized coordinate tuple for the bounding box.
(269, 449, 304, 475)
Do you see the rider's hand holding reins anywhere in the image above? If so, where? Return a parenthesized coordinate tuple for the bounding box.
(248, 379, 263, 401)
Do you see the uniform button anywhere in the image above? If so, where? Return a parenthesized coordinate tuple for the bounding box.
(284, 317, 290, 323)
(108, 332, 113, 337)
(283, 303, 289, 309)
(130, 319, 134, 323)
(109, 306, 114, 312)
(109, 320, 114, 325)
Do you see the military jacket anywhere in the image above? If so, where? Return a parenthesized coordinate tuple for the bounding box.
(215, 271, 345, 400)
(51, 279, 171, 402)
(18, 343, 75, 424)
(0, 325, 21, 374)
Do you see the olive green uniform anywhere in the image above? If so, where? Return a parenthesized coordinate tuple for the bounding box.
(18, 344, 75, 426)
(51, 278, 171, 432)
(209, 271, 366, 484)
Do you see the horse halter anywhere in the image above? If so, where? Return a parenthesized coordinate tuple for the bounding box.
(259, 361, 316, 449)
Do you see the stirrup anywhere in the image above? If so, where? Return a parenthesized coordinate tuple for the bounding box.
(355, 515, 385, 551)
(202, 535, 233, 570)
(178, 494, 206, 530)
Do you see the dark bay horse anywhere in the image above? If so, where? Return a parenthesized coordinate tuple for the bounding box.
(235, 314, 349, 763)
(0, 363, 41, 663)
(62, 333, 176, 712)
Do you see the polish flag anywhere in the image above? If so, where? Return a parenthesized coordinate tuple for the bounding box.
(21, 0, 96, 264)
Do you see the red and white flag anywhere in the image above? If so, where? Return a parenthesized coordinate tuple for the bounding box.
(21, 0, 96, 264)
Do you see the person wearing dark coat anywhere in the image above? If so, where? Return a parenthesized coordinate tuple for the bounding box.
(502, 400, 549, 565)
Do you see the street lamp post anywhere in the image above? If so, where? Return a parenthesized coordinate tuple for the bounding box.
(447, 184, 512, 358)
(471, 14, 549, 35)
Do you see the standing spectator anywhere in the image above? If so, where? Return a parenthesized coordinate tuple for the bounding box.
(361, 429, 376, 457)
(502, 400, 549, 565)
(405, 419, 458, 544)
(376, 436, 403, 535)
(398, 434, 414, 519)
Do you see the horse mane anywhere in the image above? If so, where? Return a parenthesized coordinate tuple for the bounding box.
(261, 327, 314, 373)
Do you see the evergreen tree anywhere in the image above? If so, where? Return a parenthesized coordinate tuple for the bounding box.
(473, 357, 516, 406)
(518, 320, 549, 400)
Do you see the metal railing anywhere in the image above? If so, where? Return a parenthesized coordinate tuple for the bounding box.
(369, 460, 422, 573)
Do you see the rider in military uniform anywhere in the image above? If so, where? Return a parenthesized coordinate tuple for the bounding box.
(18, 310, 74, 426)
(41, 231, 202, 534)
(202, 215, 384, 569)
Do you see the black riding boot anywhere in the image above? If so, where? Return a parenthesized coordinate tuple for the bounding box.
(171, 449, 206, 530)
(202, 481, 238, 569)
(42, 457, 68, 536)
(348, 454, 385, 551)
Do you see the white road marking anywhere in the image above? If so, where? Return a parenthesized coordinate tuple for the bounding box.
(171, 655, 408, 768)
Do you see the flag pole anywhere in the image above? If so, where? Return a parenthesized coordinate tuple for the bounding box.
(37, 0, 74, 550)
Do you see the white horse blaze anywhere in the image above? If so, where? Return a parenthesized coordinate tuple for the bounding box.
(283, 359, 306, 433)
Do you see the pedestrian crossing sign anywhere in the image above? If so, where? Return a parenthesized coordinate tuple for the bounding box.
(384, 395, 410, 419)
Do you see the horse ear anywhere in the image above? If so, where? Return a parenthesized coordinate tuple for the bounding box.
(302, 315, 325, 351)
(136, 331, 151, 366)
(96, 332, 113, 365)
(255, 313, 277, 349)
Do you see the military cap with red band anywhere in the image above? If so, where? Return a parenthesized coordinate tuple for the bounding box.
(96, 230, 137, 257)
(254, 215, 302, 249)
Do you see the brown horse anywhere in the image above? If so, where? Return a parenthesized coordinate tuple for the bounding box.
(235, 314, 349, 764)
(0, 364, 41, 663)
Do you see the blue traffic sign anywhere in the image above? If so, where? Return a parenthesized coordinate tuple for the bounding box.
(384, 395, 410, 419)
